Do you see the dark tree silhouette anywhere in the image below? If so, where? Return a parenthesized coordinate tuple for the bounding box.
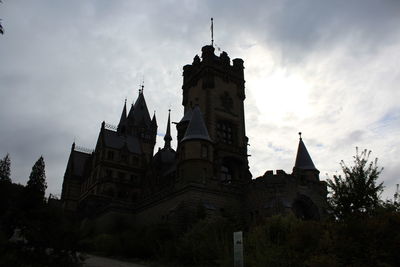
(0, 1, 4, 35)
(328, 148, 384, 220)
(0, 153, 11, 182)
(26, 156, 47, 206)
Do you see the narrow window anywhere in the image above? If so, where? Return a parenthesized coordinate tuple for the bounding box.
(107, 151, 114, 160)
(201, 144, 208, 159)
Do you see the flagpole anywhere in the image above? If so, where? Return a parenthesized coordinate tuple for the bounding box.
(211, 18, 214, 47)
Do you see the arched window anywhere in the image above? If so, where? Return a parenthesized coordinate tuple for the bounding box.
(292, 195, 320, 220)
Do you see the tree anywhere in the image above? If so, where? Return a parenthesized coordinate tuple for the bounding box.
(0, 1, 4, 35)
(0, 153, 11, 182)
(327, 148, 384, 220)
(26, 156, 47, 206)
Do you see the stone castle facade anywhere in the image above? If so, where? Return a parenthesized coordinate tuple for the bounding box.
(61, 44, 327, 226)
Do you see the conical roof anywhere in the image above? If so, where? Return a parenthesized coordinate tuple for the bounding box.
(182, 106, 211, 142)
(179, 108, 193, 123)
(294, 134, 317, 170)
(164, 110, 172, 148)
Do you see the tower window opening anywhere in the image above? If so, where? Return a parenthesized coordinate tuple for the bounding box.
(107, 151, 114, 160)
(217, 122, 234, 144)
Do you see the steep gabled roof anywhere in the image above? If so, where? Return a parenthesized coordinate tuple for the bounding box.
(294, 135, 317, 171)
(117, 99, 127, 132)
(127, 104, 135, 125)
(151, 112, 157, 128)
(132, 91, 151, 127)
(182, 106, 211, 142)
(72, 151, 91, 176)
(103, 129, 142, 154)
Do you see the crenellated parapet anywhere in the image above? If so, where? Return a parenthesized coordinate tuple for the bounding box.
(182, 45, 246, 105)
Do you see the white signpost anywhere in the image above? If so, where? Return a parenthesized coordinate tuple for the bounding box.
(233, 231, 244, 267)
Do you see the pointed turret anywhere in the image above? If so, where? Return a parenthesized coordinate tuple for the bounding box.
(117, 99, 127, 134)
(294, 132, 317, 171)
(132, 88, 151, 127)
(176, 108, 193, 144)
(182, 106, 211, 142)
(164, 110, 172, 149)
(179, 108, 193, 123)
(151, 111, 157, 128)
(127, 104, 134, 125)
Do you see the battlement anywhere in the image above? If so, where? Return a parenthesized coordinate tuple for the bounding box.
(182, 45, 244, 88)
(263, 169, 288, 178)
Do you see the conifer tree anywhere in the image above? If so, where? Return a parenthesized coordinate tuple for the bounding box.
(26, 156, 47, 204)
(0, 153, 11, 182)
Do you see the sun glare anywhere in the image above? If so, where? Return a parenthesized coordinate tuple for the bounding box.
(245, 46, 311, 124)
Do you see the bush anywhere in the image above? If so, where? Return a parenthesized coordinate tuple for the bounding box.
(176, 218, 234, 266)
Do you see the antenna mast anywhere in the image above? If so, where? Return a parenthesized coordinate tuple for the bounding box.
(211, 18, 214, 47)
(139, 77, 144, 94)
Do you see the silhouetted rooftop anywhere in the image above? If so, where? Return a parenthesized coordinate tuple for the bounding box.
(71, 150, 91, 176)
(179, 108, 193, 123)
(103, 129, 142, 154)
(294, 137, 317, 171)
(132, 91, 151, 127)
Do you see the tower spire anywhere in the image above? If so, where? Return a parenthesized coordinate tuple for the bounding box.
(164, 109, 172, 149)
(211, 17, 214, 47)
(117, 99, 127, 133)
(294, 133, 317, 171)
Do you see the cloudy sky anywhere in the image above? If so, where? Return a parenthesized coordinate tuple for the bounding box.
(1, 0, 399, 199)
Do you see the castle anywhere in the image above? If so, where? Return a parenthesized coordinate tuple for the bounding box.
(60, 44, 327, 226)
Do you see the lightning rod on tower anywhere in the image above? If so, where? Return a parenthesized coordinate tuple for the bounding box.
(211, 18, 214, 47)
